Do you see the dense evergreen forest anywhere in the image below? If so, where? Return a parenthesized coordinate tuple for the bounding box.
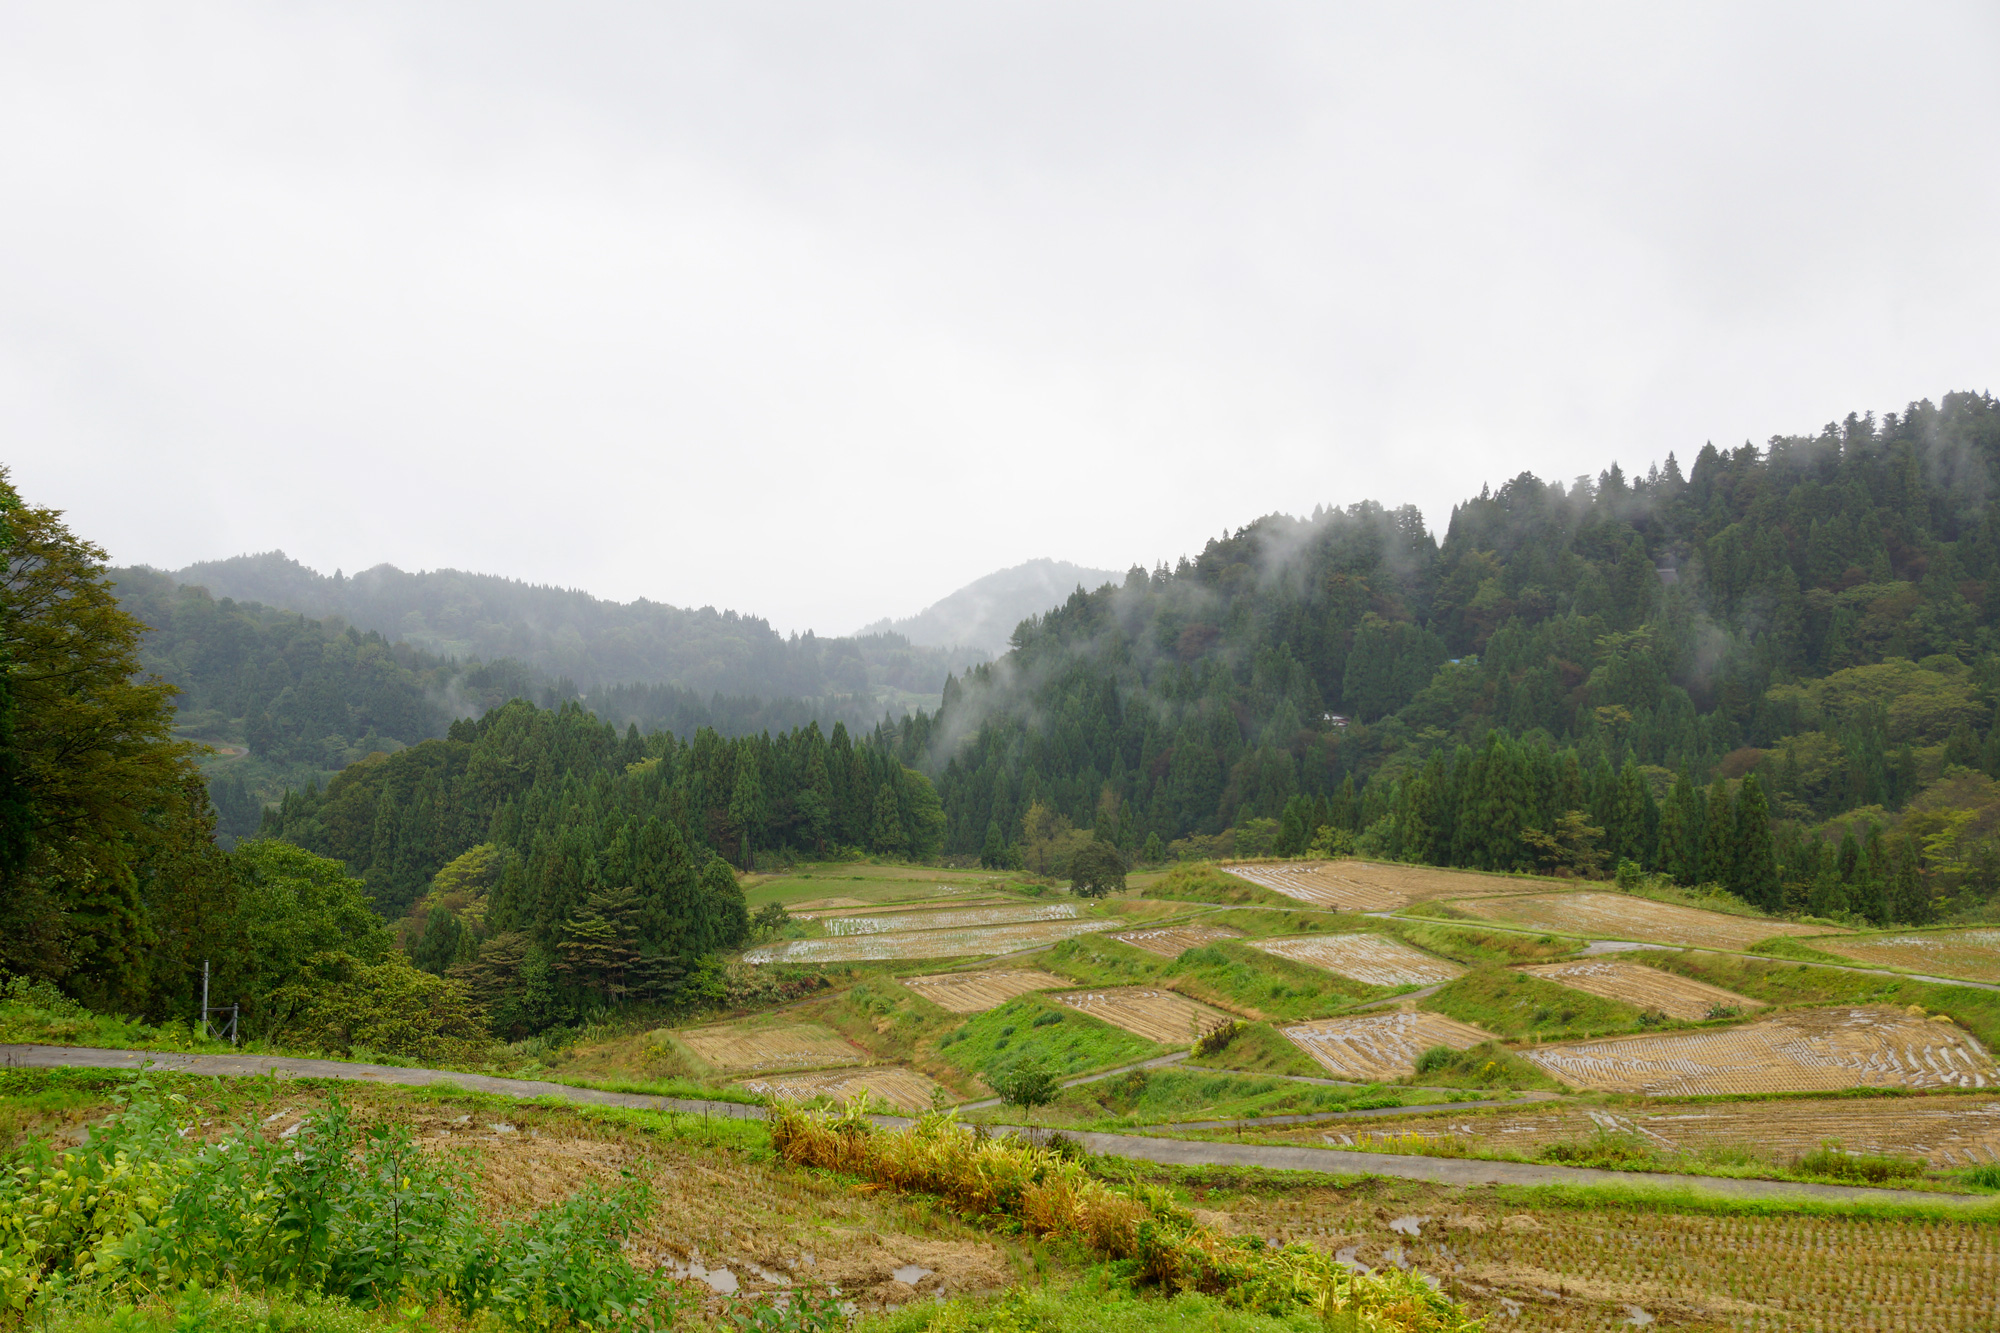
(869, 392, 2000, 923)
(108, 567, 966, 844)
(154, 550, 985, 697)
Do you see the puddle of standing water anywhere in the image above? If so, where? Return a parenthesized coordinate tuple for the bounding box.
(1621, 1307, 1655, 1327)
(892, 1265, 933, 1285)
(1388, 1215, 1428, 1236)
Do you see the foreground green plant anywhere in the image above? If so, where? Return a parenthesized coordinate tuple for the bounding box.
(0, 1081, 676, 1328)
(768, 1102, 1478, 1331)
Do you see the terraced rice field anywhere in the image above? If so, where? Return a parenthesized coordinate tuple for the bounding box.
(1810, 928, 2000, 983)
(1054, 988, 1235, 1045)
(896, 969, 1067, 1013)
(1524, 1006, 1997, 1095)
(784, 897, 872, 913)
(1281, 1095, 2000, 1169)
(1451, 890, 1833, 950)
(736, 1066, 945, 1113)
(741, 919, 1116, 963)
(821, 904, 1077, 935)
(1224, 860, 1541, 911)
(1518, 959, 1761, 1021)
(1278, 1011, 1491, 1080)
(1107, 924, 1243, 957)
(1251, 934, 1464, 987)
(677, 1021, 866, 1073)
(791, 896, 1014, 921)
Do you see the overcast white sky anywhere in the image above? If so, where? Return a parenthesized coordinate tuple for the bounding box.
(5, 3, 1997, 635)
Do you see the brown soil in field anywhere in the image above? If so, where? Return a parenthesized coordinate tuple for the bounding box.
(1224, 860, 1545, 911)
(1279, 1011, 1491, 1080)
(897, 968, 1068, 1013)
(1252, 934, 1464, 987)
(1452, 890, 1833, 951)
(677, 1021, 869, 1073)
(1525, 1005, 1997, 1095)
(1054, 987, 1235, 1045)
(1811, 927, 2000, 983)
(743, 919, 1117, 964)
(1183, 1175, 2000, 1330)
(1107, 924, 1244, 957)
(1518, 959, 1761, 1021)
(737, 1066, 945, 1113)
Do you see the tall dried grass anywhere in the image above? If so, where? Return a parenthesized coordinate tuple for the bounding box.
(768, 1103, 1478, 1332)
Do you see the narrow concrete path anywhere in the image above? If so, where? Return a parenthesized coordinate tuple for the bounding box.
(6, 1044, 1989, 1209)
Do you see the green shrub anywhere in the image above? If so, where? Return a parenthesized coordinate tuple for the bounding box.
(1412, 1046, 1456, 1075)
(1795, 1140, 1926, 1185)
(0, 1081, 676, 1326)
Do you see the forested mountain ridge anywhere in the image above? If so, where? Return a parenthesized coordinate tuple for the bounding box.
(155, 549, 986, 699)
(858, 557, 1121, 654)
(873, 392, 2000, 922)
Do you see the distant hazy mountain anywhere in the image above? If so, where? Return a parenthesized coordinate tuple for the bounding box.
(859, 559, 1123, 655)
(147, 550, 986, 701)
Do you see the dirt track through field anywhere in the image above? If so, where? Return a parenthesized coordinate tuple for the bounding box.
(1280, 1011, 1491, 1081)
(1524, 1006, 1997, 1095)
(9, 1045, 1990, 1206)
(1812, 928, 2000, 984)
(1452, 891, 1834, 951)
(1108, 924, 1243, 957)
(897, 969, 1067, 1013)
(1518, 959, 1760, 1020)
(1253, 934, 1464, 987)
(1054, 988, 1234, 1045)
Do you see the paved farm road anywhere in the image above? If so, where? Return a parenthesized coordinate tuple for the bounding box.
(4, 1044, 1989, 1208)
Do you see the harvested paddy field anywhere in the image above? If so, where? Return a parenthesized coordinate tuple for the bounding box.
(1251, 933, 1464, 987)
(1225, 859, 1533, 911)
(1279, 1010, 1491, 1080)
(1524, 1005, 1997, 1095)
(896, 968, 1067, 1013)
(741, 918, 1115, 963)
(1107, 924, 1244, 957)
(791, 896, 1013, 920)
(1452, 890, 1832, 950)
(1054, 987, 1235, 1044)
(675, 1020, 867, 1073)
(821, 903, 1077, 935)
(1518, 958, 1761, 1020)
(1209, 1176, 2000, 1330)
(736, 1066, 944, 1113)
(1262, 1093, 2000, 1169)
(1811, 927, 2000, 983)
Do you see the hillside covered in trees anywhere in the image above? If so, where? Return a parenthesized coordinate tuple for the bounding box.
(873, 392, 2000, 925)
(152, 550, 985, 700)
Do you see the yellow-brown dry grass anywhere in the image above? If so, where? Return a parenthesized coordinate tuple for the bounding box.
(1108, 925, 1245, 957)
(1224, 860, 1542, 911)
(1054, 988, 1235, 1044)
(1450, 891, 1833, 950)
(1251, 934, 1464, 987)
(1279, 1011, 1491, 1081)
(676, 1020, 867, 1072)
(897, 969, 1067, 1014)
(1810, 928, 2000, 983)
(1524, 1005, 1997, 1095)
(737, 1066, 945, 1112)
(1517, 959, 1760, 1021)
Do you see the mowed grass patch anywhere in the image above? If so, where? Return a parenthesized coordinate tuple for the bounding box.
(1377, 917, 1578, 966)
(1041, 935, 1389, 1021)
(1129, 861, 1296, 908)
(930, 992, 1159, 1084)
(1638, 951, 2000, 1050)
(968, 1067, 1397, 1131)
(1197, 907, 1371, 938)
(1423, 965, 1650, 1042)
(1397, 1040, 1560, 1092)
(742, 861, 1020, 910)
(1181, 1020, 1327, 1079)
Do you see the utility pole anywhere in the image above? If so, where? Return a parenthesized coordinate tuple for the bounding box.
(201, 959, 211, 1041)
